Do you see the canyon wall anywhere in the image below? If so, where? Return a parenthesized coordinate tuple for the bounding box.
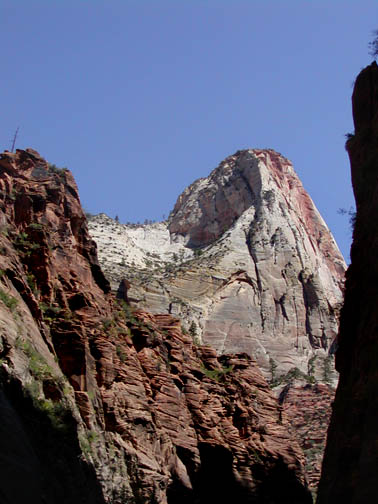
(89, 149, 346, 385)
(0, 149, 312, 503)
(88, 149, 346, 497)
(317, 61, 378, 503)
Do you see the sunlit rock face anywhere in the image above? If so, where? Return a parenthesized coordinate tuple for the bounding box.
(0, 148, 312, 504)
(89, 148, 346, 385)
(318, 61, 378, 503)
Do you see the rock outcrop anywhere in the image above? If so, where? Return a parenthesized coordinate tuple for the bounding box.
(89, 149, 346, 385)
(0, 149, 312, 503)
(317, 61, 378, 503)
(279, 383, 334, 499)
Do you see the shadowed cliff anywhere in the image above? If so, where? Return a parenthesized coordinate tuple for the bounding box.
(317, 61, 378, 503)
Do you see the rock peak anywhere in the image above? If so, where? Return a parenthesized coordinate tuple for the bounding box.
(90, 147, 345, 379)
(168, 148, 344, 274)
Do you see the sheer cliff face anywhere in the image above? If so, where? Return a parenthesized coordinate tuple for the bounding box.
(318, 62, 378, 503)
(0, 149, 312, 504)
(90, 149, 345, 385)
(169, 149, 345, 379)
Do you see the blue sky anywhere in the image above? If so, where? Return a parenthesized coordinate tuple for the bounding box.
(2, 0, 378, 261)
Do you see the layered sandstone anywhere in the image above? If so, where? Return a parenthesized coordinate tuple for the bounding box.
(89, 149, 346, 386)
(0, 149, 312, 503)
(317, 62, 378, 502)
(279, 383, 334, 500)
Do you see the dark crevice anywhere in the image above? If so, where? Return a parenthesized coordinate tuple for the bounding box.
(245, 215, 266, 332)
(0, 376, 105, 504)
(279, 294, 289, 321)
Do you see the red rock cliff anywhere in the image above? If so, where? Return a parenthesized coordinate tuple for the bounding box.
(317, 61, 378, 502)
(0, 149, 312, 503)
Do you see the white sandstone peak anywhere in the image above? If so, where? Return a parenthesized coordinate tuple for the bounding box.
(88, 149, 346, 387)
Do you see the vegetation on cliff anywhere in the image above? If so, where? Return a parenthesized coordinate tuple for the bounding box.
(0, 149, 312, 503)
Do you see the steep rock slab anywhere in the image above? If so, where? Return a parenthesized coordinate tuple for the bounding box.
(318, 62, 378, 503)
(0, 149, 311, 503)
(169, 149, 345, 370)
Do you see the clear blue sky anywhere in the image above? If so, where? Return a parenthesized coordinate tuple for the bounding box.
(2, 0, 378, 261)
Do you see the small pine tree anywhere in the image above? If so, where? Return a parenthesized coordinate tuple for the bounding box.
(369, 29, 378, 59)
(308, 355, 317, 377)
(189, 321, 200, 344)
(322, 356, 333, 384)
(269, 357, 278, 384)
(189, 321, 197, 337)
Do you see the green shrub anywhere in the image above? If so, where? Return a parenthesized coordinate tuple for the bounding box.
(0, 221, 10, 237)
(36, 398, 69, 431)
(201, 363, 234, 382)
(13, 232, 40, 255)
(322, 356, 333, 384)
(116, 344, 127, 363)
(189, 321, 201, 345)
(269, 357, 278, 384)
(25, 380, 70, 432)
(26, 272, 37, 294)
(39, 303, 62, 323)
(79, 430, 99, 457)
(48, 163, 68, 175)
(189, 321, 197, 338)
(28, 222, 44, 231)
(14, 231, 28, 246)
(102, 318, 114, 330)
(118, 300, 138, 324)
(20, 340, 54, 380)
(0, 288, 18, 311)
(181, 325, 188, 335)
(270, 365, 315, 388)
(308, 355, 317, 377)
